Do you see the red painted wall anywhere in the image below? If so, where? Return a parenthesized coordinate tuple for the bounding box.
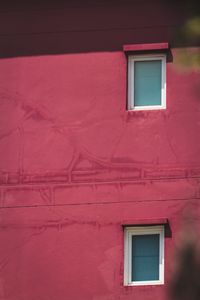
(0, 1, 200, 299)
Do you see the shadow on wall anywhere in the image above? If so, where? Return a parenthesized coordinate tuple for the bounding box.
(168, 207, 200, 300)
(169, 238, 200, 300)
(0, 0, 199, 58)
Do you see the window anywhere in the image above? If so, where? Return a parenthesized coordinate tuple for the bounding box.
(124, 225, 164, 286)
(128, 54, 166, 110)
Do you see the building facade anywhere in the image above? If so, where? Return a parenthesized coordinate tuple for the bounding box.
(0, 1, 200, 299)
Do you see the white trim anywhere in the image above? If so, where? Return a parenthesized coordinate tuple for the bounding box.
(128, 54, 166, 111)
(124, 225, 164, 286)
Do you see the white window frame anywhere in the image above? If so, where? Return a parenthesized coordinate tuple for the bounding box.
(124, 225, 164, 286)
(128, 54, 166, 111)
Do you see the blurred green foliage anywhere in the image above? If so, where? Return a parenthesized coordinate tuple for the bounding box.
(174, 1, 200, 70)
(184, 17, 200, 38)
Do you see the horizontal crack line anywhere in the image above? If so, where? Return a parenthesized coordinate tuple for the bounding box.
(1, 197, 200, 209)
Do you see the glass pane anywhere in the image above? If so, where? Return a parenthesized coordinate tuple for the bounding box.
(132, 234, 159, 281)
(134, 60, 162, 106)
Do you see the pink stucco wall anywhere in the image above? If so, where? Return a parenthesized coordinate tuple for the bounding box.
(0, 1, 200, 299)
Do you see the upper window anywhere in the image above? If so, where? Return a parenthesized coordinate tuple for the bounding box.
(124, 225, 164, 286)
(128, 54, 166, 110)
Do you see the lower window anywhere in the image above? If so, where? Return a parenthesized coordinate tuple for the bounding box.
(124, 226, 164, 286)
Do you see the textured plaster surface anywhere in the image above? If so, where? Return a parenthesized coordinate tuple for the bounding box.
(0, 1, 200, 299)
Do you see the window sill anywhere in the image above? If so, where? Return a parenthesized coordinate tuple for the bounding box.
(128, 105, 166, 111)
(125, 280, 164, 286)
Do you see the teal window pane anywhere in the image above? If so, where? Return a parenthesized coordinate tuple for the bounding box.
(132, 234, 159, 281)
(134, 60, 162, 106)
